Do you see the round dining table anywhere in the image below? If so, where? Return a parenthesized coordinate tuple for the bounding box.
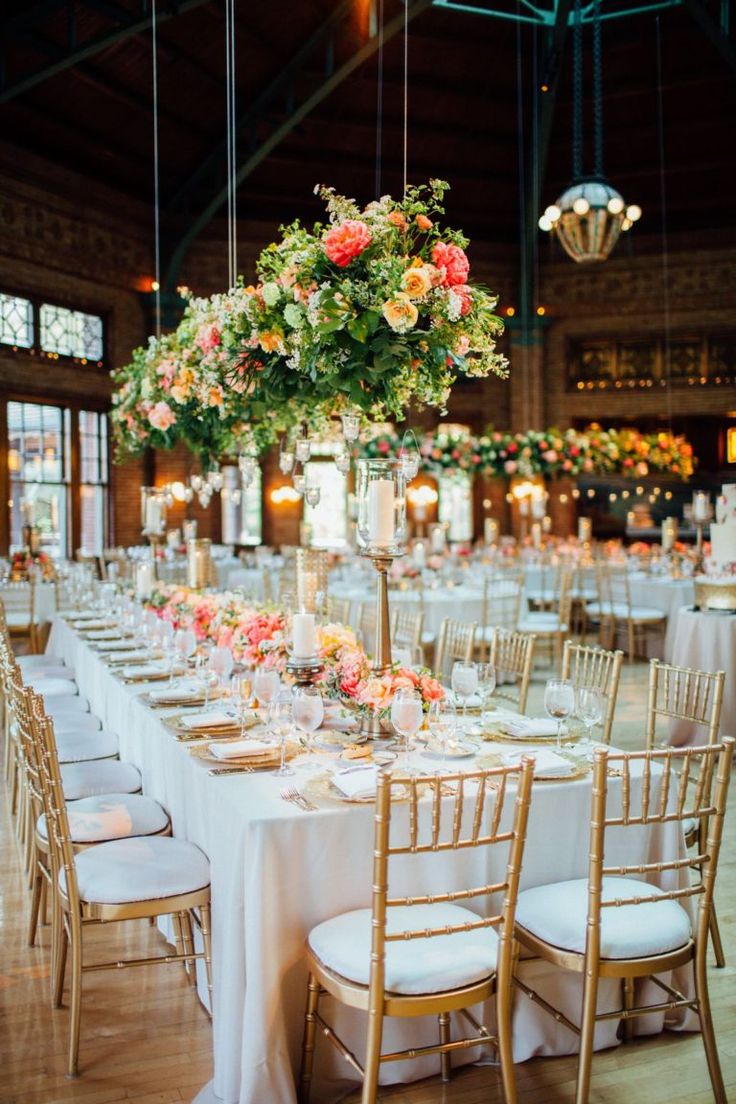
(668, 605, 736, 744)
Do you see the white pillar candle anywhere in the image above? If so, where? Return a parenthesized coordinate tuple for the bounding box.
(484, 518, 499, 545)
(412, 541, 426, 568)
(578, 517, 592, 542)
(367, 478, 395, 546)
(519, 498, 530, 517)
(135, 561, 155, 599)
(692, 492, 710, 523)
(531, 495, 546, 520)
(292, 612, 316, 658)
(661, 517, 678, 551)
(182, 519, 198, 541)
(430, 525, 445, 553)
(145, 497, 163, 534)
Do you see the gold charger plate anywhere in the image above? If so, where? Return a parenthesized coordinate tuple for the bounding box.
(475, 750, 590, 782)
(189, 738, 296, 768)
(303, 771, 413, 806)
(140, 688, 221, 708)
(119, 669, 171, 684)
(165, 710, 259, 738)
(481, 726, 575, 745)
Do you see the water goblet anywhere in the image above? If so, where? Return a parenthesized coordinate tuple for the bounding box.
(194, 650, 217, 708)
(230, 672, 253, 736)
(477, 662, 497, 726)
(427, 697, 458, 761)
(390, 687, 424, 768)
(173, 628, 197, 684)
(254, 666, 280, 709)
(156, 621, 175, 681)
(292, 685, 324, 759)
(210, 645, 234, 700)
(544, 678, 576, 750)
(576, 686, 605, 746)
(269, 692, 295, 777)
(451, 661, 478, 721)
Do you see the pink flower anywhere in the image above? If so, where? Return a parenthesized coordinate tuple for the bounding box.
(504, 459, 518, 475)
(432, 242, 470, 287)
(195, 323, 221, 353)
(543, 450, 558, 464)
(420, 676, 445, 702)
(148, 402, 176, 431)
(324, 220, 372, 267)
(455, 334, 471, 356)
(562, 459, 573, 471)
(452, 284, 473, 315)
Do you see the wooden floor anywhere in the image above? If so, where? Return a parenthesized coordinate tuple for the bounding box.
(1, 661, 734, 1104)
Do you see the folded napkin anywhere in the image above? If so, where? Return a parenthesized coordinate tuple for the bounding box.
(102, 639, 144, 652)
(182, 710, 238, 730)
(499, 716, 560, 739)
(209, 738, 277, 760)
(86, 629, 120, 640)
(120, 663, 167, 679)
(107, 651, 151, 664)
(331, 764, 379, 799)
(76, 621, 116, 631)
(149, 682, 201, 703)
(69, 611, 106, 622)
(504, 747, 573, 777)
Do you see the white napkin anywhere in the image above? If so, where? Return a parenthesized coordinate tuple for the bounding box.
(209, 738, 277, 760)
(446, 690, 483, 708)
(86, 629, 120, 640)
(331, 764, 379, 799)
(504, 747, 573, 777)
(499, 716, 560, 739)
(182, 710, 238, 729)
(149, 682, 201, 703)
(101, 639, 144, 652)
(120, 663, 167, 679)
(107, 651, 151, 664)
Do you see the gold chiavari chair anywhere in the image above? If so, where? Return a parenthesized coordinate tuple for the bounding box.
(561, 641, 624, 745)
(518, 569, 573, 669)
(298, 758, 536, 1104)
(514, 739, 734, 1104)
(645, 659, 726, 967)
(32, 697, 213, 1077)
(569, 561, 599, 638)
(358, 601, 377, 655)
(433, 617, 477, 682)
(587, 563, 666, 662)
(476, 572, 524, 661)
(326, 596, 351, 625)
(0, 577, 39, 653)
(487, 628, 536, 714)
(391, 604, 424, 665)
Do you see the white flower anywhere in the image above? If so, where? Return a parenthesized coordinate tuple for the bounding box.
(262, 281, 280, 307)
(141, 377, 152, 399)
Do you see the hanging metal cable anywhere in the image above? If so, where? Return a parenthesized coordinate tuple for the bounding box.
(375, 0, 384, 198)
(402, 0, 409, 194)
(151, 0, 161, 336)
(592, 0, 604, 177)
(224, 0, 237, 288)
(656, 15, 673, 431)
(572, 0, 583, 181)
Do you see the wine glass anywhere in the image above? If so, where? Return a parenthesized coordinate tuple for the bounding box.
(292, 685, 324, 756)
(156, 621, 175, 680)
(390, 688, 424, 768)
(544, 678, 576, 750)
(576, 686, 605, 746)
(254, 666, 280, 710)
(210, 645, 234, 695)
(427, 697, 458, 761)
(230, 672, 253, 736)
(477, 662, 497, 726)
(194, 650, 218, 708)
(451, 661, 478, 720)
(171, 627, 196, 685)
(269, 692, 295, 777)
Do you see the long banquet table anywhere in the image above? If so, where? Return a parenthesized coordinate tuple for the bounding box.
(48, 616, 697, 1104)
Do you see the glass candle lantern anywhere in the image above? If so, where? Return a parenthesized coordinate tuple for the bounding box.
(356, 458, 407, 555)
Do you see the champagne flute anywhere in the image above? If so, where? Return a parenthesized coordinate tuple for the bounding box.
(194, 650, 217, 709)
(254, 667, 280, 710)
(451, 661, 478, 721)
(390, 688, 423, 769)
(210, 645, 234, 701)
(576, 686, 605, 746)
(477, 662, 497, 726)
(230, 672, 253, 736)
(544, 678, 576, 750)
(174, 627, 197, 673)
(427, 697, 458, 760)
(156, 621, 175, 681)
(269, 692, 295, 777)
(292, 686, 324, 758)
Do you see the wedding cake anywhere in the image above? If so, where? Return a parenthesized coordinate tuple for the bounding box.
(707, 484, 736, 575)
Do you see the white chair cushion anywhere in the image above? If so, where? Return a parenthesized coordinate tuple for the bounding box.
(682, 816, 698, 837)
(38, 793, 169, 844)
(61, 760, 142, 801)
(35, 678, 79, 698)
(17, 654, 66, 671)
(26, 667, 76, 684)
(585, 602, 664, 622)
(421, 631, 436, 646)
(518, 616, 567, 634)
(5, 611, 33, 628)
(55, 729, 119, 764)
(516, 877, 691, 959)
(54, 713, 102, 734)
(63, 836, 210, 904)
(45, 696, 90, 715)
(308, 903, 498, 995)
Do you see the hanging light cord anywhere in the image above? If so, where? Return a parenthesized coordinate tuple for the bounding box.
(225, 0, 237, 288)
(572, 0, 583, 180)
(151, 0, 161, 336)
(592, 0, 604, 177)
(375, 0, 384, 198)
(402, 0, 409, 194)
(656, 15, 673, 431)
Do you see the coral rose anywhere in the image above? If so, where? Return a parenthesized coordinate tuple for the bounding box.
(450, 283, 473, 315)
(400, 266, 433, 299)
(388, 210, 408, 231)
(382, 293, 418, 333)
(415, 214, 433, 231)
(324, 219, 372, 267)
(432, 241, 470, 286)
(148, 402, 176, 431)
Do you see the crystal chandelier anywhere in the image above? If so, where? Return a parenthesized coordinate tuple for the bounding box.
(539, 0, 641, 263)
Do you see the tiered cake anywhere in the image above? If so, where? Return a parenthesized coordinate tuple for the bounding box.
(695, 483, 736, 610)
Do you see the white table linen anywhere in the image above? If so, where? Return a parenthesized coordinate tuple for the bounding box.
(627, 574, 695, 660)
(668, 606, 736, 744)
(48, 617, 696, 1104)
(329, 581, 484, 636)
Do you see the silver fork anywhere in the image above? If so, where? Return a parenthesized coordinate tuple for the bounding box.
(280, 787, 317, 812)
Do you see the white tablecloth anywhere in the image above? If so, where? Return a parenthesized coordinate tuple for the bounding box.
(627, 575, 695, 661)
(36, 582, 56, 625)
(330, 582, 484, 636)
(668, 606, 736, 744)
(48, 618, 695, 1104)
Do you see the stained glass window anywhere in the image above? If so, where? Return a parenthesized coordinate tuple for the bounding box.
(40, 303, 104, 360)
(0, 292, 33, 349)
(79, 411, 109, 554)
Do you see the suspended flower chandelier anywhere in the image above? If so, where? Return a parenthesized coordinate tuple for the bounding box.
(539, 0, 642, 262)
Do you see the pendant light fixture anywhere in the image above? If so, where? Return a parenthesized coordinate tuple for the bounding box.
(539, 0, 642, 262)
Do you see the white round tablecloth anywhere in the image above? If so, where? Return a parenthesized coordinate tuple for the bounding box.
(330, 582, 484, 636)
(668, 606, 736, 744)
(36, 582, 56, 625)
(627, 575, 695, 661)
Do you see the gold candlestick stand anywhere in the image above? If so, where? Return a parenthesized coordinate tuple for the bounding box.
(285, 656, 324, 688)
(361, 548, 403, 739)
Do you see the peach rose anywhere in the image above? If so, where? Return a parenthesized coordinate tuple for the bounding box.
(415, 214, 433, 231)
(401, 266, 433, 299)
(148, 402, 176, 431)
(388, 211, 408, 231)
(324, 219, 372, 267)
(382, 293, 418, 333)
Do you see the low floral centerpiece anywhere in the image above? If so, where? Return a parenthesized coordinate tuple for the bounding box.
(10, 549, 55, 581)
